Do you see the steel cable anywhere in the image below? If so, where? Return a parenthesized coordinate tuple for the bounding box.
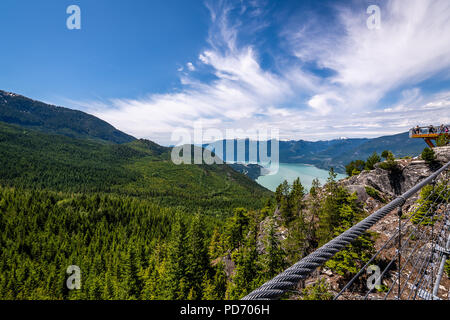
(243, 161, 450, 300)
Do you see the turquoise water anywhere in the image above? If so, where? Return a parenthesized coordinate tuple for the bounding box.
(256, 163, 347, 192)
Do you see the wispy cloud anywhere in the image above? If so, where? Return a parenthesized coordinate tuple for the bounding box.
(186, 62, 196, 71)
(73, 0, 450, 145)
(287, 0, 450, 112)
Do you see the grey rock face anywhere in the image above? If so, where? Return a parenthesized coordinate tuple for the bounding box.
(434, 146, 450, 163)
(340, 146, 449, 206)
(345, 184, 370, 203)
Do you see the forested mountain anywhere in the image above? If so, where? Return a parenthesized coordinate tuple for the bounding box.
(0, 91, 276, 300)
(0, 90, 135, 144)
(0, 121, 271, 215)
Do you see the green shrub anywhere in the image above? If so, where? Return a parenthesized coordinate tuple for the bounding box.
(412, 183, 449, 225)
(365, 152, 381, 170)
(421, 147, 436, 163)
(379, 151, 398, 171)
(376, 284, 389, 292)
(345, 160, 365, 176)
(436, 134, 449, 147)
(365, 186, 386, 203)
(301, 279, 333, 300)
(381, 150, 390, 159)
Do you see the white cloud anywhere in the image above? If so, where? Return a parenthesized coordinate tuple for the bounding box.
(75, 0, 450, 145)
(288, 0, 450, 111)
(186, 62, 195, 71)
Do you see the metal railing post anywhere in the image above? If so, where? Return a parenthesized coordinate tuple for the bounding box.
(432, 231, 450, 297)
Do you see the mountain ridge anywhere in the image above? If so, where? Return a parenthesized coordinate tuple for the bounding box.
(0, 90, 135, 144)
(0, 120, 271, 214)
(206, 133, 426, 174)
(0, 89, 427, 175)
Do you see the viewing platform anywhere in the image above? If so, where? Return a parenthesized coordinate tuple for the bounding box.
(409, 125, 449, 148)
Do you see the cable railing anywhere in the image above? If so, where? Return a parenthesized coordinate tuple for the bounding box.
(242, 160, 450, 300)
(334, 182, 449, 300)
(338, 186, 449, 300)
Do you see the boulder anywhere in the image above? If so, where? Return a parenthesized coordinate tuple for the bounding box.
(434, 146, 450, 164)
(345, 184, 370, 203)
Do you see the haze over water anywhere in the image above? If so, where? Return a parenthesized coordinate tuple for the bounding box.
(256, 163, 347, 192)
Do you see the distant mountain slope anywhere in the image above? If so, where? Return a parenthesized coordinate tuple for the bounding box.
(288, 133, 426, 172)
(0, 90, 135, 144)
(278, 138, 369, 165)
(0, 121, 271, 214)
(327, 132, 426, 171)
(207, 133, 426, 174)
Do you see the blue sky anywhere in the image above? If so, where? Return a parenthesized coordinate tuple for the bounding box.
(1, 0, 449, 145)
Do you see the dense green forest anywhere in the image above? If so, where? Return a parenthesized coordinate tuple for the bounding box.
(0, 121, 271, 216)
(0, 170, 376, 299)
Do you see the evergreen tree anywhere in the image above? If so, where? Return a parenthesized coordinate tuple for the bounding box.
(164, 215, 188, 299)
(227, 228, 262, 299)
(345, 160, 365, 176)
(185, 214, 209, 300)
(262, 216, 286, 278)
(421, 147, 436, 163)
(141, 248, 167, 300)
(317, 169, 346, 244)
(202, 261, 227, 300)
(287, 178, 306, 223)
(208, 228, 223, 260)
(412, 182, 448, 225)
(123, 244, 142, 298)
(224, 208, 249, 250)
(365, 152, 381, 170)
(323, 193, 375, 278)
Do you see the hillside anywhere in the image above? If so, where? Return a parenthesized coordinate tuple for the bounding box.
(0, 121, 271, 214)
(0, 90, 135, 144)
(0, 92, 273, 301)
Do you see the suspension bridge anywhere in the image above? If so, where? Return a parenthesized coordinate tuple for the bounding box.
(243, 160, 450, 300)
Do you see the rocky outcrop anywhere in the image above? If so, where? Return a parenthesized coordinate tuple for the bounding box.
(303, 146, 449, 299)
(435, 145, 450, 163)
(339, 146, 449, 210)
